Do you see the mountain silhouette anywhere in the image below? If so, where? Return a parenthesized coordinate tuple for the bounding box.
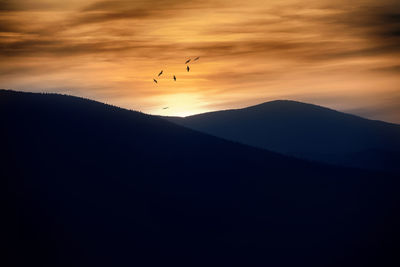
(2, 90, 400, 267)
(166, 100, 400, 172)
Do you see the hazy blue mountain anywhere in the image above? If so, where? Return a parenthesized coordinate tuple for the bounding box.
(3, 90, 400, 267)
(166, 100, 400, 172)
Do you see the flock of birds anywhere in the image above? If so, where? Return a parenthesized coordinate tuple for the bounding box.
(153, 57, 200, 84)
(153, 57, 200, 110)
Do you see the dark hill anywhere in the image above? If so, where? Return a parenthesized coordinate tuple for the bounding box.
(2, 90, 400, 267)
(166, 100, 400, 172)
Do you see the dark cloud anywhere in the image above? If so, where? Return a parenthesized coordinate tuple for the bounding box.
(0, 0, 65, 11)
(72, 0, 215, 26)
(371, 65, 400, 73)
(0, 0, 15, 11)
(0, 18, 22, 32)
(335, 7, 400, 52)
(214, 5, 400, 62)
(82, 0, 214, 12)
(0, 37, 178, 57)
(377, 12, 400, 38)
(70, 10, 150, 26)
(312, 5, 400, 55)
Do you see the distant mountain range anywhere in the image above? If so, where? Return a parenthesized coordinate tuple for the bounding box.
(3, 90, 400, 267)
(166, 100, 400, 172)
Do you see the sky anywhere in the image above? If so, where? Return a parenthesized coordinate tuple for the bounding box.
(0, 0, 399, 122)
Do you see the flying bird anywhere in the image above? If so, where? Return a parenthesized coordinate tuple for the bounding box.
(158, 70, 163, 77)
(153, 79, 158, 83)
(163, 107, 169, 109)
(173, 75, 176, 81)
(194, 57, 200, 61)
(187, 65, 190, 72)
(185, 59, 191, 64)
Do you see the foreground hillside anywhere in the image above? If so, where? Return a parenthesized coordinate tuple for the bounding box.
(2, 90, 400, 267)
(166, 100, 400, 172)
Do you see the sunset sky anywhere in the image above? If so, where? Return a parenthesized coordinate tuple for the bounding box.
(1, 0, 399, 122)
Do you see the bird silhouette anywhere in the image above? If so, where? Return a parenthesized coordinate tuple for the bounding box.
(185, 59, 191, 64)
(194, 57, 200, 61)
(187, 66, 190, 72)
(158, 70, 163, 77)
(163, 107, 169, 109)
(173, 75, 176, 81)
(153, 79, 158, 83)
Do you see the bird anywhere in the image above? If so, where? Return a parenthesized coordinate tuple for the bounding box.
(187, 65, 190, 72)
(153, 79, 158, 83)
(173, 75, 176, 81)
(194, 57, 200, 61)
(185, 59, 191, 64)
(163, 107, 169, 109)
(158, 70, 163, 77)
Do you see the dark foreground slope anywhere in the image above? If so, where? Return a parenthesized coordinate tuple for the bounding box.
(2, 90, 400, 267)
(166, 100, 400, 172)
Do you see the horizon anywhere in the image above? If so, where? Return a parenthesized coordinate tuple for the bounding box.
(4, 88, 400, 125)
(0, 0, 399, 123)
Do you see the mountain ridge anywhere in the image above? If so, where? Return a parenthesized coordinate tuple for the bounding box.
(169, 99, 400, 127)
(165, 99, 400, 172)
